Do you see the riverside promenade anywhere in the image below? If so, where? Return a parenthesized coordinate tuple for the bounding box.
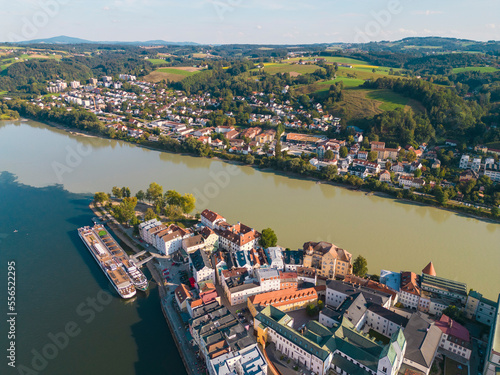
(89, 203, 203, 375)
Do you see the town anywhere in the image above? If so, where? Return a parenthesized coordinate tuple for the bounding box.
(126, 208, 499, 375)
(12, 71, 499, 220)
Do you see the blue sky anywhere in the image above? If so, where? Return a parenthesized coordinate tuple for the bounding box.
(1, 0, 499, 44)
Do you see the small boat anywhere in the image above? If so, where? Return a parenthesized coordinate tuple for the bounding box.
(13, 230, 18, 233)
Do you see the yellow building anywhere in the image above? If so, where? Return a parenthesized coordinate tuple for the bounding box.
(302, 241, 352, 279)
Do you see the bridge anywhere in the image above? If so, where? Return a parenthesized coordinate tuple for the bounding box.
(130, 250, 148, 260)
(129, 250, 156, 267)
(133, 255, 155, 267)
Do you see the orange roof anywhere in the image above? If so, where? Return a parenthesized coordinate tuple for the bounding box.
(249, 287, 317, 308)
(400, 272, 420, 296)
(422, 262, 437, 277)
(189, 299, 203, 308)
(221, 267, 247, 279)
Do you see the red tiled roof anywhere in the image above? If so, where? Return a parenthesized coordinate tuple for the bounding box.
(436, 314, 470, 343)
(201, 209, 224, 223)
(249, 287, 317, 308)
(422, 262, 437, 277)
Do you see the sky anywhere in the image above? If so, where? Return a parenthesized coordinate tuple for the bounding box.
(1, 0, 499, 44)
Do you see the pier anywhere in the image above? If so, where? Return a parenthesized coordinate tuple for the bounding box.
(89, 202, 201, 375)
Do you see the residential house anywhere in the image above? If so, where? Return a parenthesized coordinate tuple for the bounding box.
(483, 294, 500, 375)
(379, 170, 391, 182)
(201, 209, 226, 230)
(399, 272, 421, 310)
(348, 165, 369, 179)
(302, 241, 353, 279)
(208, 343, 268, 375)
(174, 284, 193, 311)
(459, 155, 470, 169)
(399, 176, 425, 189)
(200, 226, 219, 252)
(402, 313, 442, 375)
(471, 157, 482, 172)
(189, 248, 216, 284)
(265, 246, 285, 270)
(435, 314, 472, 361)
(182, 234, 205, 254)
(154, 224, 192, 255)
(465, 290, 498, 326)
(218, 222, 260, 253)
(279, 271, 298, 290)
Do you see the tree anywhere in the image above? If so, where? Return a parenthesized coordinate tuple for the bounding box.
(165, 204, 183, 220)
(353, 255, 368, 277)
(442, 305, 465, 324)
(385, 161, 392, 171)
(112, 186, 122, 198)
(306, 304, 317, 317)
(317, 300, 324, 311)
(121, 186, 131, 198)
(260, 228, 278, 248)
(435, 186, 448, 205)
(165, 190, 182, 206)
(324, 165, 338, 180)
(407, 150, 417, 163)
(368, 151, 378, 162)
(146, 182, 163, 202)
(136, 190, 145, 201)
(244, 154, 255, 164)
(94, 192, 109, 204)
(180, 193, 196, 214)
(144, 208, 157, 221)
(414, 169, 422, 178)
(113, 197, 137, 224)
(339, 146, 348, 158)
(491, 206, 499, 218)
(324, 150, 334, 161)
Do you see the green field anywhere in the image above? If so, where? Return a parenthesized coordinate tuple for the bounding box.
(156, 67, 199, 76)
(258, 63, 324, 75)
(287, 56, 369, 65)
(366, 89, 411, 111)
(147, 58, 168, 65)
(318, 77, 366, 88)
(144, 67, 203, 83)
(452, 66, 499, 73)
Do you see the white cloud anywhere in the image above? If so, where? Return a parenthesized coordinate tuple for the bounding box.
(486, 23, 496, 29)
(398, 28, 418, 36)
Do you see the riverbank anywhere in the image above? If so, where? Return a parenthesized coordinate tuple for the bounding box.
(4, 114, 499, 224)
(88, 202, 201, 375)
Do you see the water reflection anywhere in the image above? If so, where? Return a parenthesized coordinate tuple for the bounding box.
(1, 121, 499, 299)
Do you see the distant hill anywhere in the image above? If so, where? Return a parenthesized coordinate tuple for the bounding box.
(351, 36, 500, 53)
(16, 35, 199, 46)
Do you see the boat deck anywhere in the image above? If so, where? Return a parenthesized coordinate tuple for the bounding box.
(79, 226, 134, 294)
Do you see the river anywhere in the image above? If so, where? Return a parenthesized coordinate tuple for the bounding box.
(0, 119, 498, 372)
